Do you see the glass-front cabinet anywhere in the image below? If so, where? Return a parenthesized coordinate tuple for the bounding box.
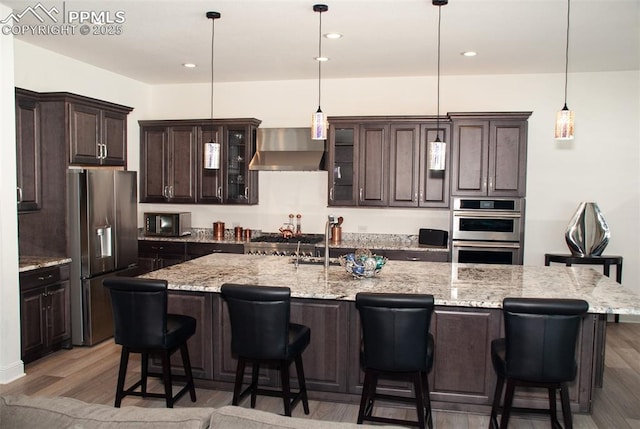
(140, 118, 261, 205)
(327, 122, 358, 206)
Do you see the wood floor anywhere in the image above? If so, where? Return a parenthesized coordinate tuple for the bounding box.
(2, 322, 640, 428)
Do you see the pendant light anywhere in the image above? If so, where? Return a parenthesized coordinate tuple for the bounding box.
(429, 0, 448, 171)
(555, 0, 574, 140)
(311, 4, 328, 140)
(204, 11, 221, 169)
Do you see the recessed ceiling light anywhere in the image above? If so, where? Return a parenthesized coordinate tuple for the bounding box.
(182, 63, 197, 68)
(325, 33, 342, 39)
(315, 57, 329, 62)
(461, 51, 477, 57)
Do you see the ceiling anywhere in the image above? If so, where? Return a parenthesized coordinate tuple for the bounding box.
(1, 0, 638, 85)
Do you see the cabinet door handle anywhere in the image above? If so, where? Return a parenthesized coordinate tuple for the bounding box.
(217, 186, 222, 199)
(414, 192, 418, 202)
(169, 186, 174, 198)
(489, 177, 493, 191)
(329, 187, 334, 201)
(163, 185, 168, 198)
(38, 275, 53, 281)
(244, 187, 249, 199)
(359, 188, 363, 202)
(102, 143, 108, 159)
(483, 179, 487, 192)
(17, 187, 22, 204)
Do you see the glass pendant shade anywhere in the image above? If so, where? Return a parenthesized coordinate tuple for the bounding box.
(428, 139, 446, 170)
(555, 105, 575, 140)
(311, 107, 327, 140)
(204, 141, 220, 169)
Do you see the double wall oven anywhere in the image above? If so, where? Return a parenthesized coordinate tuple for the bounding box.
(451, 197, 525, 265)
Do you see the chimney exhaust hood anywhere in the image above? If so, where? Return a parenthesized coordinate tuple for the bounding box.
(249, 128, 325, 171)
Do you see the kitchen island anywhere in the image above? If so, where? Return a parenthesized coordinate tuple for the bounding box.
(139, 253, 640, 414)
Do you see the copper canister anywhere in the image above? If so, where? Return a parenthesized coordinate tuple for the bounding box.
(234, 226, 243, 241)
(243, 229, 252, 241)
(331, 225, 342, 244)
(213, 221, 225, 239)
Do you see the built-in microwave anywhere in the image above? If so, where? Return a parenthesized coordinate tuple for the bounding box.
(144, 212, 191, 237)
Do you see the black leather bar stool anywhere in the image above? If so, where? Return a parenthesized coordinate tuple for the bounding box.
(489, 297, 589, 429)
(220, 283, 310, 417)
(103, 277, 197, 408)
(355, 293, 435, 429)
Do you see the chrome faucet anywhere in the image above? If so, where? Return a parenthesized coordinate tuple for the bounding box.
(325, 215, 339, 269)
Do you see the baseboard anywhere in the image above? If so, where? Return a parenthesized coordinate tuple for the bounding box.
(0, 360, 25, 384)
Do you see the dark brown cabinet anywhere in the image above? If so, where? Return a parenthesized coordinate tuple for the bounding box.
(15, 89, 42, 212)
(140, 125, 197, 203)
(167, 291, 214, 380)
(137, 240, 187, 274)
(68, 102, 129, 166)
(20, 265, 71, 364)
(389, 123, 451, 208)
(450, 113, 530, 197)
(139, 119, 260, 205)
(328, 116, 451, 208)
(185, 242, 244, 260)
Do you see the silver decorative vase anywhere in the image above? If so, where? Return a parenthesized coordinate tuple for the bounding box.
(565, 202, 610, 257)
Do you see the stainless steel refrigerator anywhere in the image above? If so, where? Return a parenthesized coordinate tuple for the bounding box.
(67, 169, 139, 346)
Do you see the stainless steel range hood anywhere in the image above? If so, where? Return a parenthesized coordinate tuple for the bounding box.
(249, 128, 325, 171)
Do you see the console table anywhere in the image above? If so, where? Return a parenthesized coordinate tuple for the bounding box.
(544, 253, 623, 322)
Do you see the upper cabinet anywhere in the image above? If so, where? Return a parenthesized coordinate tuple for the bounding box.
(68, 102, 130, 166)
(450, 112, 531, 197)
(15, 89, 42, 212)
(327, 116, 451, 208)
(139, 118, 260, 205)
(33, 91, 133, 168)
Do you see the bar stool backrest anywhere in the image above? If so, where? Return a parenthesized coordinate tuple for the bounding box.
(103, 277, 168, 349)
(356, 293, 435, 372)
(503, 297, 589, 383)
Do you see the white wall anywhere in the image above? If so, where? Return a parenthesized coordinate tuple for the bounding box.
(0, 3, 23, 384)
(147, 72, 640, 298)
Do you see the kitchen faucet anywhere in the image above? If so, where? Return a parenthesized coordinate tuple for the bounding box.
(325, 215, 339, 269)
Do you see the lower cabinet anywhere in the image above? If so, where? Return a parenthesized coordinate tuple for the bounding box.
(150, 291, 214, 380)
(174, 291, 596, 413)
(20, 264, 71, 364)
(137, 240, 187, 274)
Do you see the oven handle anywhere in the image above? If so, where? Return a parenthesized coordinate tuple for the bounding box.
(453, 211, 521, 218)
(452, 241, 521, 249)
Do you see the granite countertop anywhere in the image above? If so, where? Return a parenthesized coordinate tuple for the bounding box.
(139, 253, 640, 315)
(19, 256, 72, 272)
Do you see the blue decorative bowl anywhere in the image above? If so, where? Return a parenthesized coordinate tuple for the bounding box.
(338, 249, 387, 279)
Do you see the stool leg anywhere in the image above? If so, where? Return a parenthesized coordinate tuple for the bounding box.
(412, 373, 426, 429)
(141, 352, 148, 397)
(357, 370, 373, 424)
(489, 374, 505, 429)
(115, 347, 130, 408)
(499, 379, 515, 429)
(180, 344, 197, 402)
(548, 387, 560, 428)
(560, 383, 573, 429)
(250, 362, 259, 408)
(421, 371, 433, 429)
(160, 350, 174, 408)
(232, 358, 246, 406)
(294, 355, 310, 414)
(280, 360, 292, 417)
